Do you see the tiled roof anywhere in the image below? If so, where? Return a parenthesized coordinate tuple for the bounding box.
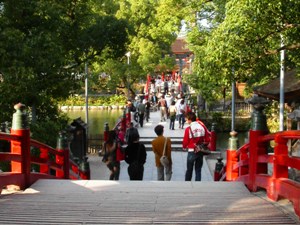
(254, 70, 300, 102)
(171, 38, 190, 54)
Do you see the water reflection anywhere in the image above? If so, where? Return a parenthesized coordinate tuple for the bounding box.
(216, 131, 248, 151)
(66, 110, 124, 137)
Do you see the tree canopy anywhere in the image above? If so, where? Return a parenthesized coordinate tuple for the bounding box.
(183, 0, 300, 102)
(1, 0, 300, 119)
(91, 0, 184, 97)
(0, 0, 129, 121)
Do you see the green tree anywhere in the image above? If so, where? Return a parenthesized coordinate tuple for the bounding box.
(93, 0, 185, 97)
(0, 0, 129, 144)
(183, 0, 300, 101)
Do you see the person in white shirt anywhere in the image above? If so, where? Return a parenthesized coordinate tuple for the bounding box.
(177, 99, 187, 129)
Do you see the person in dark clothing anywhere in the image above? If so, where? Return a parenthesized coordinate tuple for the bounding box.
(125, 131, 147, 180)
(125, 122, 139, 145)
(145, 99, 151, 122)
(137, 100, 146, 127)
(102, 130, 120, 180)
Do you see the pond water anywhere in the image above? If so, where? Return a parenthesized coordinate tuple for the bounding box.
(66, 109, 248, 150)
(215, 131, 248, 151)
(66, 109, 124, 137)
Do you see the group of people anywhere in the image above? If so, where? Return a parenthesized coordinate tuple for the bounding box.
(149, 73, 183, 95)
(130, 90, 190, 132)
(101, 111, 211, 182)
(157, 93, 189, 129)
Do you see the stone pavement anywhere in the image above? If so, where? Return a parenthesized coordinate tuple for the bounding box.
(89, 109, 216, 181)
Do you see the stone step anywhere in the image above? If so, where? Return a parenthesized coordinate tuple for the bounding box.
(140, 137, 183, 144)
(144, 143, 183, 151)
(143, 143, 223, 157)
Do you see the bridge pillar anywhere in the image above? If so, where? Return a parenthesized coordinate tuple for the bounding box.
(210, 123, 217, 151)
(56, 131, 70, 179)
(226, 131, 239, 181)
(11, 103, 30, 190)
(247, 95, 269, 191)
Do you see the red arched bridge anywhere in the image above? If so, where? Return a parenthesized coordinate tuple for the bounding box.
(0, 103, 299, 224)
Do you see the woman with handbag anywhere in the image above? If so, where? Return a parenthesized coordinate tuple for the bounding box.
(102, 130, 120, 180)
(151, 125, 172, 181)
(125, 131, 147, 180)
(182, 111, 210, 181)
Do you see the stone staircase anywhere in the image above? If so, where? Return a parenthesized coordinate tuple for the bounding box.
(139, 137, 184, 151)
(139, 137, 222, 163)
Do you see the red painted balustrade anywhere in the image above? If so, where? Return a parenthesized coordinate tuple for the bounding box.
(223, 130, 300, 219)
(0, 130, 90, 193)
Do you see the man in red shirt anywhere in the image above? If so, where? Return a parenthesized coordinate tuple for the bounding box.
(182, 111, 210, 181)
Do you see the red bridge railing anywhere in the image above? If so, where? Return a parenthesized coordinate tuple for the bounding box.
(0, 103, 90, 193)
(224, 130, 300, 218)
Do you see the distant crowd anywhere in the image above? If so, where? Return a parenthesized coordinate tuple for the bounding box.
(100, 72, 211, 182)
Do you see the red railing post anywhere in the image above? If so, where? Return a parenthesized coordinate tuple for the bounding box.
(248, 130, 268, 191)
(267, 132, 289, 201)
(226, 131, 239, 181)
(246, 95, 269, 191)
(209, 123, 217, 151)
(273, 132, 289, 178)
(10, 103, 31, 190)
(63, 149, 70, 179)
(39, 147, 49, 174)
(239, 145, 249, 177)
(56, 131, 69, 179)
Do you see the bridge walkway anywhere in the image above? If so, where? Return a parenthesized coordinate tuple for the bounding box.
(0, 111, 299, 224)
(90, 109, 216, 181)
(0, 179, 298, 224)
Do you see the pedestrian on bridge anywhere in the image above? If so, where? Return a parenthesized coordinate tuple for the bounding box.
(137, 99, 146, 127)
(182, 112, 210, 181)
(102, 130, 120, 180)
(145, 99, 151, 122)
(158, 95, 167, 122)
(168, 101, 177, 130)
(125, 132, 147, 180)
(151, 125, 172, 181)
(177, 99, 187, 129)
(125, 122, 139, 145)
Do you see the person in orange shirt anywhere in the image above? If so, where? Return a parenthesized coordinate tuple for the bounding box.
(151, 125, 172, 181)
